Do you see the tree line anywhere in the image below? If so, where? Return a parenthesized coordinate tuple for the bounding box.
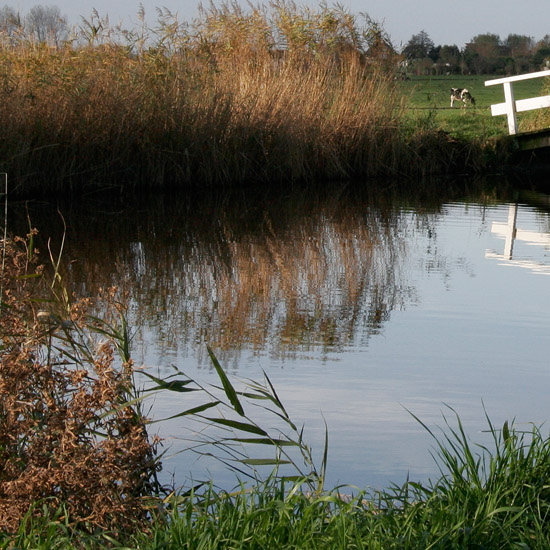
(0, 3, 547, 79)
(0, 4, 68, 45)
(402, 30, 550, 76)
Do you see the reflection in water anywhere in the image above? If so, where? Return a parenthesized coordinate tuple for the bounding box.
(504, 203, 518, 259)
(12, 187, 422, 366)
(130, 208, 415, 365)
(9, 182, 550, 489)
(486, 201, 550, 274)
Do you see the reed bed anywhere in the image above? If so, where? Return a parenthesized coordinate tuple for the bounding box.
(25, 187, 414, 364)
(0, 3, 482, 195)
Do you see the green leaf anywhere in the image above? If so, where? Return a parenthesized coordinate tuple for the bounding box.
(229, 438, 299, 447)
(97, 395, 147, 420)
(207, 345, 245, 416)
(204, 417, 267, 436)
(279, 475, 307, 483)
(239, 392, 270, 401)
(15, 273, 42, 280)
(149, 401, 221, 423)
(240, 458, 292, 466)
(146, 381, 196, 393)
(487, 506, 523, 516)
(142, 372, 196, 393)
(503, 420, 510, 443)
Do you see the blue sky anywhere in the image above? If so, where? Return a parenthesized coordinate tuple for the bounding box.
(9, 0, 550, 49)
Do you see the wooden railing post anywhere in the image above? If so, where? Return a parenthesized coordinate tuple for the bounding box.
(485, 69, 550, 135)
(502, 82, 518, 135)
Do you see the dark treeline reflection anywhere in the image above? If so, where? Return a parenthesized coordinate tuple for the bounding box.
(8, 181, 518, 367)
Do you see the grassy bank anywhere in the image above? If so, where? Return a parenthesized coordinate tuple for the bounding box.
(400, 74, 550, 141)
(112, 415, 550, 550)
(7, 412, 550, 549)
(3, 229, 550, 548)
(0, 4, 487, 196)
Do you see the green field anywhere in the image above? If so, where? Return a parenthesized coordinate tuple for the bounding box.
(399, 74, 550, 141)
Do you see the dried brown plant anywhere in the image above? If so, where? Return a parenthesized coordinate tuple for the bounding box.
(0, 2, 479, 195)
(0, 233, 160, 534)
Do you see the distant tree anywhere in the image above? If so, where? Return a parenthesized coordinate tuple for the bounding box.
(0, 5, 21, 37)
(24, 4, 68, 45)
(401, 31, 435, 75)
(464, 33, 503, 74)
(504, 34, 534, 57)
(533, 38, 550, 69)
(437, 44, 462, 73)
(536, 34, 550, 49)
(428, 44, 440, 62)
(402, 30, 434, 60)
(503, 34, 535, 73)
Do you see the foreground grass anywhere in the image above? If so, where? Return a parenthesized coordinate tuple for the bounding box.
(5, 416, 550, 549)
(115, 416, 550, 549)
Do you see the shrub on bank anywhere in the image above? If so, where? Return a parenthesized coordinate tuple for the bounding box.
(0, 233, 160, 533)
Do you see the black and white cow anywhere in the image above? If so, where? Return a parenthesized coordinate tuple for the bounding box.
(450, 88, 476, 108)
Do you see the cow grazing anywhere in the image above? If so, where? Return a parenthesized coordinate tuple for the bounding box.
(450, 88, 476, 108)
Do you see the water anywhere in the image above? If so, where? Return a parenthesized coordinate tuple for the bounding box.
(11, 181, 550, 491)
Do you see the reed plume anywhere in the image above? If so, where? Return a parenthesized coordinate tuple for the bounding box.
(0, 2, 479, 195)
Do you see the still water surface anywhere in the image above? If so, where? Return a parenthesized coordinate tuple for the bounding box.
(12, 182, 550, 490)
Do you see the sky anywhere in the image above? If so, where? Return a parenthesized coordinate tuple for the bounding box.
(8, 0, 550, 50)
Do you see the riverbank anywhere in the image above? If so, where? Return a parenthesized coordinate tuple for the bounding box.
(0, 4, 494, 197)
(9, 440, 550, 550)
(4, 228, 550, 548)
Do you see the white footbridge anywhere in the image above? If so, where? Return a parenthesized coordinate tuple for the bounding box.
(485, 69, 550, 138)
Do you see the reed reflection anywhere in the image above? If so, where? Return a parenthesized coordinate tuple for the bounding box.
(11, 188, 421, 366)
(125, 199, 415, 364)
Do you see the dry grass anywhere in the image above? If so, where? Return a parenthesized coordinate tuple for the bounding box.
(0, 3, 481, 195)
(0, 233, 160, 534)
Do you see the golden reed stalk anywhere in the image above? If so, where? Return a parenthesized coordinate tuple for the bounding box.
(0, 2, 480, 195)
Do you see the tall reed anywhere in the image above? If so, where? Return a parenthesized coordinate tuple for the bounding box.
(0, 3, 480, 195)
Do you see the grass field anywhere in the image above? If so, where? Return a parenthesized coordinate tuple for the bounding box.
(399, 74, 550, 141)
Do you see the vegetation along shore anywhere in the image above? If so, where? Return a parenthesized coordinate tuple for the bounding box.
(0, 2, 533, 196)
(4, 227, 550, 548)
(4, 2, 550, 548)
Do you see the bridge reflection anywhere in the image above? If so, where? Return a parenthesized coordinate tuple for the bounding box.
(486, 203, 550, 274)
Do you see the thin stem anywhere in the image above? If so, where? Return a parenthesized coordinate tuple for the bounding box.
(0, 173, 7, 311)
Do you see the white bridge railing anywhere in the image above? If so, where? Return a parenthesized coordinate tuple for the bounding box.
(485, 69, 550, 135)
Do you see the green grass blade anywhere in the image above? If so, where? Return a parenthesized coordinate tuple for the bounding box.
(148, 401, 221, 423)
(141, 371, 197, 393)
(207, 345, 245, 416)
(229, 438, 299, 447)
(240, 458, 292, 466)
(203, 417, 268, 436)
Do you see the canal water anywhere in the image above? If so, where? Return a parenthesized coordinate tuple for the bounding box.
(10, 178, 550, 491)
